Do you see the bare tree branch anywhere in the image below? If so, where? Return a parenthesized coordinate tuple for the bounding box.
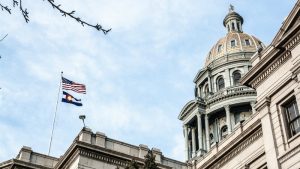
(0, 3, 11, 14)
(0, 0, 111, 34)
(0, 34, 8, 42)
(44, 0, 111, 34)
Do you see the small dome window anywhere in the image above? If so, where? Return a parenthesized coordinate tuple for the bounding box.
(221, 125, 228, 138)
(204, 84, 209, 96)
(231, 22, 235, 31)
(217, 76, 225, 91)
(233, 70, 241, 86)
(217, 44, 223, 53)
(245, 39, 251, 46)
(230, 40, 236, 48)
(210, 133, 214, 144)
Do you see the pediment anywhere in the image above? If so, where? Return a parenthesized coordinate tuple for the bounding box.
(272, 2, 300, 46)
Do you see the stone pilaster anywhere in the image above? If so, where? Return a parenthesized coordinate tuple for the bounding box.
(257, 97, 280, 169)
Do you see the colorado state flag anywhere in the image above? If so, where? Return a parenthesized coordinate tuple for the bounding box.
(61, 91, 83, 106)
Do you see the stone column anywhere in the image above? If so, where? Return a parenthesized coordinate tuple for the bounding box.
(225, 105, 232, 134)
(184, 125, 189, 160)
(205, 114, 210, 151)
(250, 102, 256, 114)
(197, 113, 203, 150)
(191, 128, 196, 157)
(208, 76, 212, 92)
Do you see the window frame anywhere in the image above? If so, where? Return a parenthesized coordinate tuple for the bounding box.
(217, 76, 225, 91)
(232, 70, 242, 86)
(217, 44, 223, 53)
(278, 94, 300, 146)
(244, 39, 251, 46)
(230, 39, 236, 48)
(283, 98, 300, 137)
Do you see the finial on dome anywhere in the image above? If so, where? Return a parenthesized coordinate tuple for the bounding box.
(229, 4, 234, 12)
(223, 5, 244, 33)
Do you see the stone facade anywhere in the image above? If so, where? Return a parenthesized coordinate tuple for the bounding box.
(1, 1, 300, 169)
(0, 128, 187, 169)
(241, 0, 300, 168)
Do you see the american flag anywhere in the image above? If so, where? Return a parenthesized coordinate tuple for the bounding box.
(62, 77, 86, 94)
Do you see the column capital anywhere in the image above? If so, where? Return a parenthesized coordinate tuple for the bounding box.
(224, 105, 230, 111)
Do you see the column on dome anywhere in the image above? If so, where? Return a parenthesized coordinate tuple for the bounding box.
(207, 75, 212, 93)
(191, 128, 196, 157)
(183, 125, 189, 160)
(205, 114, 210, 151)
(250, 102, 256, 114)
(225, 105, 232, 134)
(197, 113, 203, 151)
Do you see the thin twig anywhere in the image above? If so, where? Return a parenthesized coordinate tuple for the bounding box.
(0, 34, 8, 42)
(0, 3, 11, 14)
(45, 0, 111, 34)
(1, 0, 111, 34)
(19, 0, 29, 23)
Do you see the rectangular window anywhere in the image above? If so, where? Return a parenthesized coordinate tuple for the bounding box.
(245, 39, 250, 46)
(231, 40, 236, 47)
(284, 99, 300, 137)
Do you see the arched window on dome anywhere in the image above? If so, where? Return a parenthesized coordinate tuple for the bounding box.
(233, 70, 241, 86)
(245, 39, 251, 46)
(231, 22, 235, 31)
(237, 22, 240, 32)
(217, 44, 222, 53)
(231, 40, 236, 48)
(221, 125, 228, 139)
(217, 76, 225, 91)
(204, 84, 209, 96)
(210, 133, 214, 145)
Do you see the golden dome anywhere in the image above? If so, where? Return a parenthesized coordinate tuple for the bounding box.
(204, 5, 264, 67)
(205, 32, 263, 67)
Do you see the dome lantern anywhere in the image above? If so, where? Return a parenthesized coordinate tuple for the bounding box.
(223, 5, 244, 33)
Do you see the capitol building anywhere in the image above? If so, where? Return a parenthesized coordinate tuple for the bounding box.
(1, 1, 300, 169)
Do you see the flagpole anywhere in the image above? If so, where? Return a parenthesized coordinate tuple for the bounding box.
(48, 71, 63, 155)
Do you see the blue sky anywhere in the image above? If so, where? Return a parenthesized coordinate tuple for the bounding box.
(0, 0, 297, 162)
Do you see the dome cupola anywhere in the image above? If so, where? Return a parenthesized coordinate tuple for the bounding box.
(223, 5, 244, 33)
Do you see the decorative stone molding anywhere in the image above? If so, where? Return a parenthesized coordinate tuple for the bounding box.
(203, 128, 263, 169)
(206, 86, 256, 105)
(79, 149, 130, 168)
(286, 32, 300, 51)
(278, 144, 300, 163)
(251, 51, 291, 88)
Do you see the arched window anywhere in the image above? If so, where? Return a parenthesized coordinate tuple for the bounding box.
(217, 76, 225, 91)
(217, 44, 222, 53)
(233, 71, 241, 86)
(221, 125, 228, 139)
(231, 40, 236, 47)
(231, 22, 235, 31)
(204, 84, 209, 96)
(210, 133, 214, 144)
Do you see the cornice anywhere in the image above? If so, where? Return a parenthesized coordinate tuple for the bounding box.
(248, 50, 291, 88)
(206, 86, 256, 106)
(285, 29, 300, 51)
(178, 100, 197, 120)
